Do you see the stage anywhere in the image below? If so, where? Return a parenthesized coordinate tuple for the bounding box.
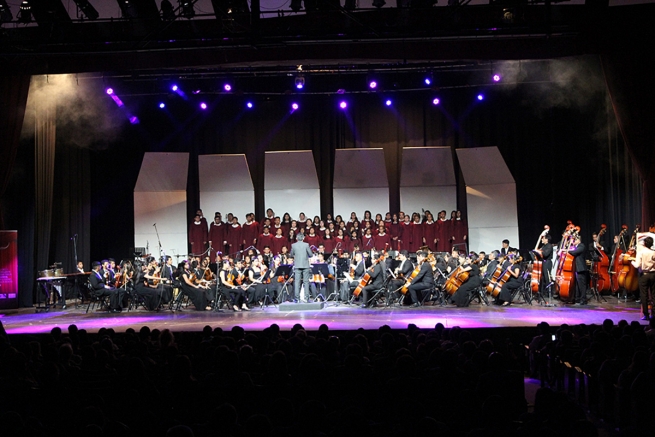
(0, 296, 646, 335)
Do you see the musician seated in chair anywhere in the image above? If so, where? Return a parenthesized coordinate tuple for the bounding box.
(389, 250, 414, 304)
(358, 251, 386, 308)
(449, 254, 482, 307)
(339, 252, 365, 302)
(407, 251, 434, 308)
(495, 254, 523, 306)
(89, 261, 124, 313)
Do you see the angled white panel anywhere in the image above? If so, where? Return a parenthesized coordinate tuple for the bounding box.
(333, 149, 389, 217)
(400, 147, 457, 217)
(199, 154, 254, 223)
(457, 147, 518, 253)
(134, 153, 188, 259)
(265, 151, 320, 219)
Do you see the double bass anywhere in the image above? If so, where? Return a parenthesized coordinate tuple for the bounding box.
(617, 225, 640, 293)
(591, 224, 611, 293)
(530, 225, 550, 293)
(609, 225, 629, 294)
(555, 222, 579, 302)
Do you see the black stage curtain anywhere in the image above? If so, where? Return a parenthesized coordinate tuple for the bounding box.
(601, 53, 655, 231)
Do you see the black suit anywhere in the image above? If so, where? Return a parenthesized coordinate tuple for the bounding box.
(360, 262, 385, 306)
(569, 242, 588, 304)
(89, 270, 124, 310)
(538, 243, 553, 289)
(340, 260, 366, 301)
(408, 262, 434, 305)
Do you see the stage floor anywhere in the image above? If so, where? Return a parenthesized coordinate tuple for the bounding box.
(0, 295, 646, 334)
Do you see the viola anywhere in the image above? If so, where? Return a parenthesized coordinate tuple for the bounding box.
(530, 225, 550, 293)
(617, 225, 640, 293)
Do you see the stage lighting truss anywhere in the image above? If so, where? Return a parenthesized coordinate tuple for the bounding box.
(18, 1, 32, 23)
(180, 0, 195, 19)
(295, 75, 305, 90)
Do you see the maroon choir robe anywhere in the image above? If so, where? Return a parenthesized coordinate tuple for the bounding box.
(208, 221, 227, 253)
(271, 235, 287, 255)
(361, 234, 375, 251)
(226, 224, 242, 254)
(409, 221, 424, 252)
(348, 237, 361, 253)
(322, 237, 336, 253)
(189, 221, 208, 255)
(423, 221, 438, 251)
(304, 234, 322, 249)
(374, 232, 391, 251)
(241, 221, 259, 247)
(451, 218, 468, 251)
(334, 236, 348, 254)
(436, 219, 451, 252)
(388, 222, 400, 250)
(399, 221, 413, 251)
(257, 233, 274, 252)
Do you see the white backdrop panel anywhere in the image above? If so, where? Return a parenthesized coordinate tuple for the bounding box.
(466, 183, 519, 253)
(456, 147, 515, 185)
(333, 188, 390, 219)
(334, 149, 388, 188)
(265, 189, 321, 219)
(198, 154, 254, 222)
(134, 152, 188, 259)
(400, 187, 457, 218)
(265, 151, 320, 219)
(400, 147, 456, 186)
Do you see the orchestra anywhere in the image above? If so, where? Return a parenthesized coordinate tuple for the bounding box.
(74, 209, 651, 320)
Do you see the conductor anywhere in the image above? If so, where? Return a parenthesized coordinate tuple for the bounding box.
(290, 233, 314, 302)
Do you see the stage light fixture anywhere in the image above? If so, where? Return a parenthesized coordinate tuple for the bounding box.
(18, 1, 32, 23)
(477, 94, 484, 101)
(200, 102, 207, 110)
(0, 1, 12, 22)
(339, 101, 347, 109)
(432, 98, 440, 105)
(116, 0, 160, 20)
(369, 80, 377, 90)
(73, 0, 99, 20)
(246, 102, 253, 109)
(295, 76, 305, 90)
(385, 99, 392, 106)
(160, 0, 175, 20)
(159, 102, 166, 109)
(181, 0, 195, 19)
(171, 84, 178, 91)
(106, 88, 114, 95)
(210, 0, 249, 16)
(291, 102, 299, 111)
(493, 74, 501, 82)
(290, 0, 302, 12)
(129, 116, 140, 124)
(223, 83, 232, 92)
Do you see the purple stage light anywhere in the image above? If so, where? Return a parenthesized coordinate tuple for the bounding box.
(129, 116, 139, 124)
(339, 101, 347, 109)
(106, 88, 113, 95)
(246, 102, 253, 109)
(493, 74, 501, 82)
(477, 94, 484, 101)
(159, 103, 165, 109)
(424, 78, 431, 85)
(432, 98, 440, 105)
(171, 85, 178, 91)
(385, 99, 392, 106)
(291, 102, 299, 111)
(296, 82, 304, 90)
(223, 84, 232, 92)
(369, 81, 377, 89)
(200, 102, 207, 110)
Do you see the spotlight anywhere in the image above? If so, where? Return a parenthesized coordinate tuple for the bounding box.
(246, 102, 253, 109)
(200, 102, 207, 110)
(295, 76, 305, 90)
(0, 1, 13, 22)
(424, 78, 431, 86)
(369, 80, 377, 90)
(336, 89, 346, 95)
(291, 102, 299, 111)
(73, 0, 99, 20)
(432, 98, 440, 105)
(106, 88, 114, 95)
(385, 99, 392, 106)
(159, 102, 166, 109)
(339, 101, 347, 109)
(492, 74, 501, 82)
(223, 83, 232, 92)
(160, 0, 175, 20)
(181, 1, 195, 19)
(171, 84, 178, 91)
(18, 1, 32, 23)
(477, 94, 484, 101)
(129, 116, 140, 125)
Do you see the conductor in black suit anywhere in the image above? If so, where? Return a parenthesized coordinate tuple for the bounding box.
(290, 233, 314, 302)
(88, 261, 124, 312)
(568, 235, 588, 305)
(407, 251, 434, 307)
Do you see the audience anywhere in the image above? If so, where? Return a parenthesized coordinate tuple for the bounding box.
(0, 318, 653, 437)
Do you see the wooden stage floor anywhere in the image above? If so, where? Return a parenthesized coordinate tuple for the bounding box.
(0, 295, 647, 334)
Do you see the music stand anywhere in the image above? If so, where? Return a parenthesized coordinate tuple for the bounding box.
(276, 264, 294, 303)
(311, 263, 330, 302)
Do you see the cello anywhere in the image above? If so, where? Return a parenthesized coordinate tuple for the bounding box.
(591, 224, 611, 293)
(400, 262, 421, 295)
(443, 263, 472, 296)
(486, 256, 521, 297)
(555, 223, 578, 302)
(530, 225, 550, 293)
(609, 225, 628, 294)
(353, 252, 387, 297)
(617, 225, 640, 293)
